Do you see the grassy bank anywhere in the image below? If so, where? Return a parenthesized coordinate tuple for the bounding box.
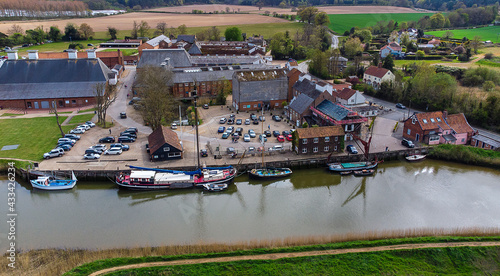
(327, 13, 434, 34)
(429, 144, 500, 169)
(427, 26, 500, 42)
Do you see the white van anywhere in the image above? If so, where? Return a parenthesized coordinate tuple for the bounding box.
(272, 145, 283, 151)
(171, 123, 177, 129)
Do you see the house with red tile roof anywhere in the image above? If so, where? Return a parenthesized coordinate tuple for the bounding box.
(446, 113, 474, 145)
(380, 42, 403, 58)
(363, 65, 395, 89)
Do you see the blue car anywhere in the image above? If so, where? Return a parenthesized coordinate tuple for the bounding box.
(346, 145, 358, 154)
(222, 132, 230, 139)
(218, 126, 226, 133)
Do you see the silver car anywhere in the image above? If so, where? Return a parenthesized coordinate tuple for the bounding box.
(243, 133, 251, 142)
(104, 147, 122, 155)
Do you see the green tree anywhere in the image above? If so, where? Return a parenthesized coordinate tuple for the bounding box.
(344, 37, 363, 59)
(470, 35, 481, 54)
(79, 23, 94, 40)
(107, 26, 118, 40)
(353, 29, 372, 43)
(382, 55, 394, 71)
(177, 24, 188, 35)
(297, 6, 318, 24)
(154, 22, 167, 36)
(483, 81, 495, 92)
(225, 27, 243, 41)
(207, 26, 221, 41)
(314, 12, 330, 26)
(442, 31, 454, 40)
(48, 26, 61, 42)
(416, 50, 425, 59)
(430, 13, 445, 29)
(138, 21, 150, 38)
(64, 23, 80, 41)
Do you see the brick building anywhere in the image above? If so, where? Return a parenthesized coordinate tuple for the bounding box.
(293, 126, 345, 155)
(38, 49, 124, 69)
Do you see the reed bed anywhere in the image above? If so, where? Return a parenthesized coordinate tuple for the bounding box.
(2, 227, 500, 276)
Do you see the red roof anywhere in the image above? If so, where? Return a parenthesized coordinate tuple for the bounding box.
(446, 113, 474, 135)
(364, 66, 390, 79)
(148, 126, 182, 155)
(338, 88, 357, 100)
(296, 126, 345, 139)
(287, 68, 301, 78)
(289, 60, 298, 66)
(415, 111, 450, 131)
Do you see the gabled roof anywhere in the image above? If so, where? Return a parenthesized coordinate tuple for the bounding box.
(287, 68, 301, 78)
(188, 42, 202, 55)
(148, 126, 182, 155)
(364, 66, 390, 79)
(288, 60, 298, 66)
(137, 49, 192, 68)
(316, 100, 349, 121)
(146, 35, 171, 47)
(337, 88, 357, 100)
(296, 126, 345, 139)
(446, 113, 474, 134)
(472, 133, 500, 148)
(292, 78, 322, 100)
(289, 93, 314, 115)
(177, 35, 196, 44)
(414, 111, 450, 131)
(381, 42, 402, 51)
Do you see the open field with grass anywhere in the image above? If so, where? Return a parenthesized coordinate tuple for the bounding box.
(101, 48, 138, 56)
(328, 13, 434, 34)
(427, 26, 500, 42)
(0, 117, 72, 161)
(67, 114, 95, 125)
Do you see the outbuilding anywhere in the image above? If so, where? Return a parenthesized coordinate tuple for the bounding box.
(148, 126, 183, 161)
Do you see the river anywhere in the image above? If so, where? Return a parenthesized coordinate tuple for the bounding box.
(1, 160, 499, 252)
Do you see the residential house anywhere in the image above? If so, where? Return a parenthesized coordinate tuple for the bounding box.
(328, 55, 348, 75)
(363, 65, 395, 89)
(294, 126, 345, 155)
(380, 42, 404, 58)
(350, 105, 379, 117)
(138, 35, 172, 57)
(285, 59, 298, 71)
(403, 111, 453, 145)
(0, 50, 111, 110)
(445, 113, 474, 145)
(148, 126, 183, 161)
(232, 69, 288, 111)
(471, 132, 500, 150)
(336, 88, 365, 106)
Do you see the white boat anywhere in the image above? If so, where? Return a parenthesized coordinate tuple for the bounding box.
(406, 154, 426, 162)
(202, 183, 228, 192)
(31, 171, 77, 190)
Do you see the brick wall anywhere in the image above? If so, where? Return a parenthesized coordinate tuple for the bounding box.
(296, 136, 342, 155)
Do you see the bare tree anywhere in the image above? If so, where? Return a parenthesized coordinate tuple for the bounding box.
(131, 21, 139, 39)
(154, 22, 167, 36)
(8, 24, 23, 35)
(79, 23, 94, 40)
(94, 83, 116, 128)
(51, 101, 65, 137)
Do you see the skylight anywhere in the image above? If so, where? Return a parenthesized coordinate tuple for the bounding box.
(430, 118, 435, 123)
(436, 118, 441, 122)
(423, 119, 428, 123)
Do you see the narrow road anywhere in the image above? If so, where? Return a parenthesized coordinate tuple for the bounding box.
(89, 241, 500, 276)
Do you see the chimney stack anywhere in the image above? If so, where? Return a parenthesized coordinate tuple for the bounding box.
(378, 62, 382, 68)
(67, 49, 78, 59)
(27, 50, 39, 60)
(443, 110, 448, 119)
(7, 50, 18, 60)
(86, 49, 96, 59)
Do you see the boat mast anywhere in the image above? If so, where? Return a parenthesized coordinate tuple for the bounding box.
(193, 94, 200, 169)
(261, 106, 265, 168)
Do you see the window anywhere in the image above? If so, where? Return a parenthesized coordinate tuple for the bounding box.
(422, 119, 428, 123)
(416, 134, 420, 141)
(275, 103, 279, 106)
(85, 99, 88, 103)
(168, 152, 181, 157)
(313, 147, 318, 153)
(335, 137, 338, 141)
(65, 100, 70, 104)
(254, 104, 257, 108)
(334, 146, 337, 151)
(302, 139, 307, 144)
(313, 138, 319, 143)
(163, 147, 170, 152)
(27, 102, 32, 108)
(407, 129, 411, 135)
(71, 100, 76, 104)
(436, 117, 441, 122)
(324, 146, 329, 152)
(325, 137, 330, 142)
(302, 148, 307, 153)
(430, 118, 435, 123)
(461, 138, 465, 142)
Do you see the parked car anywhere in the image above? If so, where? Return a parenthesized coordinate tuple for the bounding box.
(85, 148, 101, 155)
(118, 136, 135, 143)
(229, 114, 235, 119)
(202, 104, 209, 109)
(243, 133, 251, 142)
(227, 126, 234, 134)
(226, 147, 235, 154)
(236, 119, 242, 125)
(272, 130, 280, 137)
(58, 138, 76, 144)
(259, 116, 265, 122)
(43, 149, 63, 159)
(57, 141, 75, 147)
(171, 123, 177, 129)
(401, 138, 415, 148)
(282, 130, 290, 136)
(120, 132, 137, 139)
(286, 134, 293, 141)
(99, 136, 115, 143)
(235, 127, 243, 135)
(200, 149, 208, 157)
(259, 134, 267, 142)
(120, 112, 127, 119)
(277, 135, 285, 142)
(85, 121, 96, 128)
(245, 119, 251, 125)
(91, 144, 107, 152)
(346, 145, 358, 154)
(248, 129, 256, 138)
(70, 128, 85, 134)
(64, 134, 80, 140)
(248, 146, 256, 153)
(84, 153, 100, 159)
(56, 144, 72, 151)
(110, 143, 129, 151)
(219, 117, 227, 124)
(222, 132, 230, 139)
(227, 118, 235, 125)
(264, 130, 272, 137)
(124, 127, 138, 133)
(87, 43, 93, 46)
(250, 114, 257, 120)
(271, 145, 283, 151)
(396, 103, 406, 109)
(104, 147, 122, 155)
(232, 133, 240, 139)
(253, 119, 259, 125)
(273, 115, 282, 122)
(78, 124, 90, 130)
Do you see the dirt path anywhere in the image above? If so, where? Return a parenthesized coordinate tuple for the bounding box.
(89, 241, 500, 276)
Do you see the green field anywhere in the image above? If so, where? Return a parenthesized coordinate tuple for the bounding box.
(328, 13, 435, 34)
(427, 26, 500, 42)
(0, 117, 73, 161)
(101, 48, 138, 56)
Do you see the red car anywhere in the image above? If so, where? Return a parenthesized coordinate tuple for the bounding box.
(277, 135, 285, 142)
(286, 134, 292, 141)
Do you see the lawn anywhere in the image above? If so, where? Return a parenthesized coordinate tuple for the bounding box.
(0, 117, 72, 161)
(77, 107, 96, 113)
(477, 57, 500, 68)
(427, 26, 500, 42)
(67, 114, 95, 125)
(101, 48, 138, 56)
(327, 13, 435, 34)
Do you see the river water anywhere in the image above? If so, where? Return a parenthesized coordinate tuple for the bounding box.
(1, 160, 499, 251)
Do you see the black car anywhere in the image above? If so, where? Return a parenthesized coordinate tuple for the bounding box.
(118, 136, 135, 143)
(252, 119, 259, 125)
(282, 130, 290, 136)
(64, 134, 81, 140)
(56, 144, 72, 151)
(401, 138, 415, 148)
(227, 119, 235, 125)
(273, 115, 282, 122)
(235, 127, 243, 135)
(99, 136, 115, 143)
(120, 112, 127, 119)
(85, 148, 100, 155)
(250, 114, 257, 120)
(236, 119, 242, 125)
(124, 127, 138, 134)
(200, 149, 208, 157)
(273, 130, 280, 137)
(120, 132, 137, 138)
(110, 143, 130, 151)
(264, 130, 272, 137)
(396, 103, 406, 109)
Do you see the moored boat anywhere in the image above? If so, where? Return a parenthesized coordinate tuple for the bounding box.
(31, 171, 77, 190)
(202, 183, 228, 192)
(328, 161, 378, 172)
(249, 167, 292, 179)
(339, 170, 353, 175)
(353, 169, 375, 176)
(406, 154, 426, 162)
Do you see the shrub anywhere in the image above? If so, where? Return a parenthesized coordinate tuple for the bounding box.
(484, 53, 494, 60)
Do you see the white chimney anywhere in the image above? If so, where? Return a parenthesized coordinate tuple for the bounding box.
(27, 50, 39, 60)
(7, 50, 18, 60)
(86, 49, 96, 59)
(67, 49, 78, 59)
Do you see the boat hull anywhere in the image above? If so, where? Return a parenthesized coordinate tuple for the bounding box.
(202, 183, 228, 192)
(248, 168, 292, 179)
(31, 180, 76, 190)
(328, 162, 378, 172)
(406, 155, 426, 162)
(353, 169, 375, 176)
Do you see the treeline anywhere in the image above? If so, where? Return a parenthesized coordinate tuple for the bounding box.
(0, 0, 87, 18)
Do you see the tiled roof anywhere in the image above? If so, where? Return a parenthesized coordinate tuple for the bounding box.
(364, 66, 390, 79)
(289, 60, 298, 66)
(289, 93, 314, 115)
(472, 133, 500, 148)
(177, 35, 196, 44)
(38, 51, 121, 59)
(234, 68, 286, 81)
(292, 78, 322, 100)
(148, 126, 182, 155)
(287, 68, 301, 78)
(316, 100, 349, 121)
(446, 113, 474, 134)
(331, 83, 351, 91)
(137, 49, 192, 68)
(338, 88, 357, 100)
(296, 126, 345, 139)
(415, 111, 450, 131)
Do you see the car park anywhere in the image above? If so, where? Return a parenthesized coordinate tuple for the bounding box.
(120, 112, 127, 119)
(236, 119, 242, 125)
(118, 136, 135, 143)
(259, 134, 267, 142)
(245, 119, 251, 125)
(202, 104, 209, 109)
(43, 149, 63, 159)
(70, 128, 85, 134)
(219, 117, 227, 124)
(396, 103, 406, 109)
(99, 136, 115, 143)
(218, 126, 226, 133)
(264, 130, 272, 137)
(64, 134, 80, 140)
(277, 135, 285, 142)
(272, 130, 280, 137)
(110, 143, 129, 151)
(222, 132, 230, 139)
(401, 138, 415, 148)
(248, 129, 256, 138)
(243, 133, 251, 142)
(104, 147, 122, 155)
(84, 153, 100, 159)
(346, 145, 358, 154)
